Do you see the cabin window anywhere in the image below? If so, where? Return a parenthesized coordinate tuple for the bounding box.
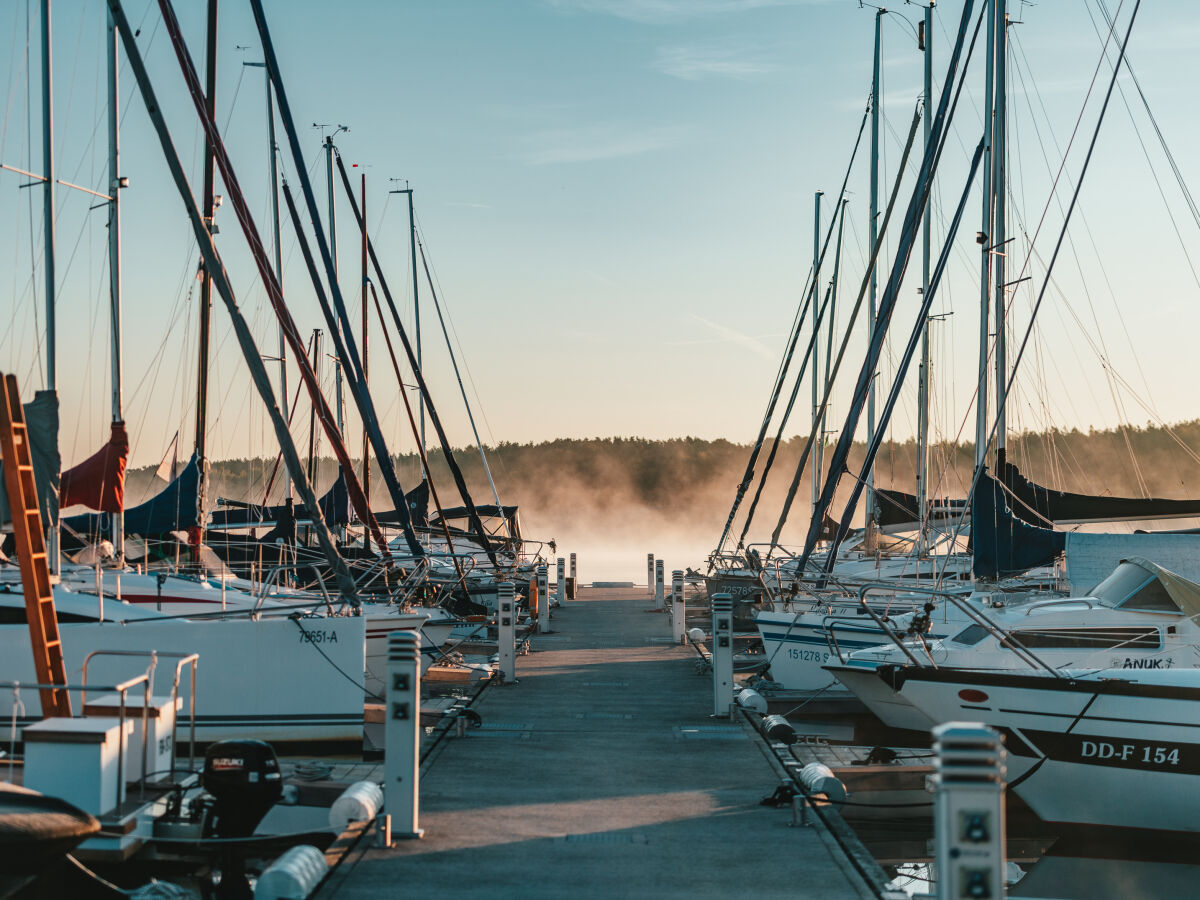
(1113, 577, 1180, 613)
(950, 624, 989, 646)
(1091, 566, 1157, 608)
(1004, 627, 1161, 651)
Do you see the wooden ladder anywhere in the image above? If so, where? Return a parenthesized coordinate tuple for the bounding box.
(0, 374, 70, 717)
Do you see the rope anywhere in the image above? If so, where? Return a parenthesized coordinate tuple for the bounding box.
(291, 615, 383, 703)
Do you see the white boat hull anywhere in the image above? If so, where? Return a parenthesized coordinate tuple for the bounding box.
(888, 666, 1200, 832)
(0, 616, 366, 747)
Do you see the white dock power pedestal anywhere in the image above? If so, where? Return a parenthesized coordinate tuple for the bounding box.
(497, 582, 516, 683)
(385, 630, 424, 840)
(671, 570, 685, 643)
(710, 593, 734, 718)
(932, 722, 1006, 900)
(536, 565, 550, 633)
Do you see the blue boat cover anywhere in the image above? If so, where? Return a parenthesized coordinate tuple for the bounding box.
(972, 469, 1065, 578)
(63, 454, 200, 537)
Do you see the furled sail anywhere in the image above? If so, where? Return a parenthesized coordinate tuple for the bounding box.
(972, 469, 1065, 578)
(59, 422, 129, 513)
(209, 469, 350, 528)
(875, 488, 967, 532)
(999, 460, 1200, 526)
(0, 390, 60, 530)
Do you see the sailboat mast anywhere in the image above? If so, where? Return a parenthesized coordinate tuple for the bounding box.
(307, 329, 321, 486)
(41, 0, 59, 575)
(917, 1, 934, 557)
(194, 0, 217, 548)
(992, 0, 1008, 468)
(360, 173, 369, 512)
(325, 135, 344, 434)
(815, 198, 847, 498)
(810, 190, 822, 513)
(41, 0, 56, 393)
(865, 8, 882, 536)
(407, 188, 424, 457)
(107, 8, 124, 560)
(974, 0, 997, 477)
(264, 64, 288, 499)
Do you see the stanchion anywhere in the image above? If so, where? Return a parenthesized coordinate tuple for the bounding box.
(556, 557, 566, 606)
(646, 553, 655, 597)
(654, 559, 665, 610)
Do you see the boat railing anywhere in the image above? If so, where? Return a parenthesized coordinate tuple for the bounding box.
(5, 668, 152, 805)
(1022, 597, 1095, 616)
(394, 557, 431, 604)
(255, 563, 336, 613)
(855, 584, 1062, 677)
(81, 649, 200, 791)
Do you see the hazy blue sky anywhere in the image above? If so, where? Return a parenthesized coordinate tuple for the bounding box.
(3, 0, 1199, 480)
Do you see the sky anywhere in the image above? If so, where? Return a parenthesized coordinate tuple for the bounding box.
(3, 0, 1200, 478)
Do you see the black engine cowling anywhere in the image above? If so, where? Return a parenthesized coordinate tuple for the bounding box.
(201, 739, 283, 839)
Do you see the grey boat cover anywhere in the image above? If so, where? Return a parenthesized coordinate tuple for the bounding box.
(0, 390, 60, 532)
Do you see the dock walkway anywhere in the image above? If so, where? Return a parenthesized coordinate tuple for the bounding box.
(319, 586, 874, 899)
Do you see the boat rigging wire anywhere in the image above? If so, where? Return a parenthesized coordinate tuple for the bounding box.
(714, 101, 872, 560)
(939, 0, 1143, 585)
(331, 149, 502, 570)
(107, 0, 366, 606)
(793, 0, 985, 571)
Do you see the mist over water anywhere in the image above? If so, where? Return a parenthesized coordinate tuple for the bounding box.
(108, 424, 1200, 584)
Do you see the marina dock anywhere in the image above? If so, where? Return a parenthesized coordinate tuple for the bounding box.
(319, 585, 877, 899)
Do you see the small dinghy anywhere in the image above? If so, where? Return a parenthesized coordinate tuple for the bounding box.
(0, 782, 100, 898)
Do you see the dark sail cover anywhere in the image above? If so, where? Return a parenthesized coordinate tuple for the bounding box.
(64, 453, 200, 537)
(876, 489, 920, 529)
(973, 469, 1065, 578)
(876, 488, 968, 532)
(1000, 460, 1200, 526)
(403, 480, 429, 528)
(59, 422, 129, 513)
(209, 469, 349, 528)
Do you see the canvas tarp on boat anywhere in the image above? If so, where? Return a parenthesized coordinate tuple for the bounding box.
(62, 454, 200, 538)
(1064, 533, 1200, 592)
(1089, 556, 1200, 619)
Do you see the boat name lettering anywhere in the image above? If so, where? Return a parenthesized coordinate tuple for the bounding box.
(299, 629, 339, 644)
(1019, 728, 1198, 774)
(1120, 657, 1173, 669)
(787, 648, 829, 664)
(1080, 741, 1180, 766)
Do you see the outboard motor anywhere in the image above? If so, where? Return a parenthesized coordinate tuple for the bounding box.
(201, 740, 283, 900)
(202, 739, 283, 838)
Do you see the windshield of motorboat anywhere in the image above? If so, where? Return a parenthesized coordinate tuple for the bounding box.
(949, 623, 989, 646)
(1090, 563, 1181, 613)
